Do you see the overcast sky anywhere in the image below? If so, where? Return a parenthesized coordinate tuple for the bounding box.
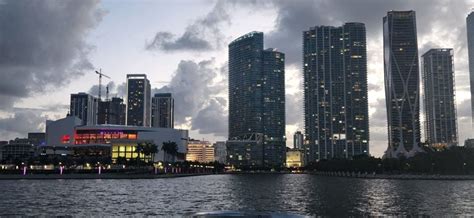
(1, 0, 474, 157)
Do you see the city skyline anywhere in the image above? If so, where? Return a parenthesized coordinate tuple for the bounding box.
(1, 0, 474, 158)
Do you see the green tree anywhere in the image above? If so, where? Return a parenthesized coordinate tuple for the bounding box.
(162, 141, 178, 163)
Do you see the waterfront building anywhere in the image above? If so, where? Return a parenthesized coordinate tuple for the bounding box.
(422, 49, 458, 149)
(151, 93, 174, 128)
(1, 138, 35, 163)
(228, 32, 286, 168)
(27, 132, 46, 147)
(70, 92, 98, 126)
(186, 140, 214, 163)
(126, 74, 151, 127)
(466, 12, 474, 126)
(213, 141, 227, 164)
(45, 117, 188, 163)
(226, 133, 264, 168)
(383, 11, 423, 158)
(303, 23, 369, 161)
(98, 97, 126, 125)
(293, 131, 304, 149)
(286, 149, 305, 168)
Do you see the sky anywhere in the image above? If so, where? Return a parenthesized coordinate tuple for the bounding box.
(1, 0, 474, 157)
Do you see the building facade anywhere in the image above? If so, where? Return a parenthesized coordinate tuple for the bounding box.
(422, 49, 458, 149)
(186, 140, 214, 163)
(286, 149, 305, 168)
(466, 12, 474, 126)
(213, 141, 227, 164)
(151, 93, 174, 128)
(383, 11, 422, 158)
(293, 131, 304, 149)
(228, 32, 286, 168)
(126, 74, 151, 127)
(70, 92, 98, 126)
(226, 133, 264, 168)
(303, 23, 369, 161)
(98, 97, 126, 125)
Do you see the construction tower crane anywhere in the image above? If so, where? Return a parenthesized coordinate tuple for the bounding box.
(95, 69, 110, 102)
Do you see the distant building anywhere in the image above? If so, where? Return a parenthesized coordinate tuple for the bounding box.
(1, 138, 35, 163)
(465, 139, 474, 148)
(213, 141, 227, 164)
(228, 32, 286, 168)
(186, 140, 214, 163)
(383, 11, 422, 158)
(98, 97, 126, 125)
(303, 23, 369, 161)
(28, 132, 46, 147)
(126, 74, 151, 127)
(422, 49, 458, 149)
(286, 149, 305, 168)
(227, 133, 264, 168)
(70, 92, 98, 125)
(293, 131, 304, 149)
(151, 93, 174, 128)
(466, 12, 474, 126)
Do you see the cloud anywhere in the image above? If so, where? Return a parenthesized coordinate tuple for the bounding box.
(146, 1, 230, 52)
(0, 0, 103, 110)
(0, 110, 46, 139)
(192, 97, 228, 136)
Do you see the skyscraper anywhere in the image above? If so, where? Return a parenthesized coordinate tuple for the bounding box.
(293, 131, 304, 149)
(70, 92, 98, 126)
(303, 23, 369, 161)
(466, 12, 474, 126)
(422, 48, 458, 148)
(151, 93, 174, 128)
(126, 74, 151, 127)
(228, 31, 286, 168)
(383, 11, 422, 158)
(98, 97, 126, 125)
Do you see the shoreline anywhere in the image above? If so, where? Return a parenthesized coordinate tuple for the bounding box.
(309, 171, 474, 180)
(0, 173, 213, 180)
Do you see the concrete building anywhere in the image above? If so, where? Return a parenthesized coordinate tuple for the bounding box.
(466, 12, 474, 126)
(28, 132, 46, 147)
(98, 97, 126, 125)
(293, 131, 304, 149)
(126, 74, 151, 127)
(70, 92, 98, 125)
(186, 140, 214, 163)
(303, 23, 369, 161)
(383, 11, 423, 158)
(1, 138, 35, 163)
(422, 49, 458, 149)
(45, 117, 188, 162)
(213, 141, 227, 164)
(151, 93, 174, 128)
(286, 149, 305, 168)
(226, 133, 264, 169)
(228, 32, 286, 168)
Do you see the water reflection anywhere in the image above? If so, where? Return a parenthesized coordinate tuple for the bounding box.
(0, 174, 473, 216)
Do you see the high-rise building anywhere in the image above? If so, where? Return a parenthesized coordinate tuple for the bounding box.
(213, 141, 227, 164)
(151, 93, 174, 128)
(228, 31, 286, 168)
(383, 11, 422, 158)
(293, 131, 304, 149)
(70, 92, 98, 126)
(126, 74, 151, 127)
(422, 49, 458, 149)
(186, 140, 214, 163)
(98, 97, 126, 125)
(303, 23, 369, 161)
(466, 12, 474, 127)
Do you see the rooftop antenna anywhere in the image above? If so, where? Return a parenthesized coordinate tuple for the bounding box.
(106, 85, 109, 101)
(94, 69, 110, 102)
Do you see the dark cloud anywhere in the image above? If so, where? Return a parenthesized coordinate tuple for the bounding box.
(0, 0, 103, 109)
(286, 93, 302, 125)
(146, 1, 230, 52)
(88, 81, 116, 98)
(0, 110, 45, 138)
(192, 97, 228, 136)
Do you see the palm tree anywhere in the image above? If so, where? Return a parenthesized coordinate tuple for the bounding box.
(162, 141, 178, 163)
(135, 142, 145, 167)
(143, 142, 159, 164)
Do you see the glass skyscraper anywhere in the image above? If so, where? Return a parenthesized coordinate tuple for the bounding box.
(383, 11, 422, 158)
(422, 48, 458, 148)
(228, 32, 286, 168)
(151, 93, 174, 128)
(126, 74, 151, 127)
(466, 12, 474, 126)
(70, 92, 98, 126)
(303, 23, 369, 161)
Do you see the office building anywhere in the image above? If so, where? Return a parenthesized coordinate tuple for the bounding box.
(383, 11, 422, 158)
(228, 32, 286, 168)
(466, 12, 474, 126)
(286, 149, 305, 168)
(70, 92, 98, 126)
(27, 132, 46, 147)
(226, 133, 264, 168)
(98, 97, 126, 125)
(422, 49, 458, 149)
(303, 23, 369, 161)
(186, 140, 214, 163)
(293, 131, 304, 149)
(126, 74, 151, 127)
(151, 93, 174, 128)
(213, 141, 227, 164)
(1, 138, 35, 163)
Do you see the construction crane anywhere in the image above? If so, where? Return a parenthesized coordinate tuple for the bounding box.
(95, 69, 110, 102)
